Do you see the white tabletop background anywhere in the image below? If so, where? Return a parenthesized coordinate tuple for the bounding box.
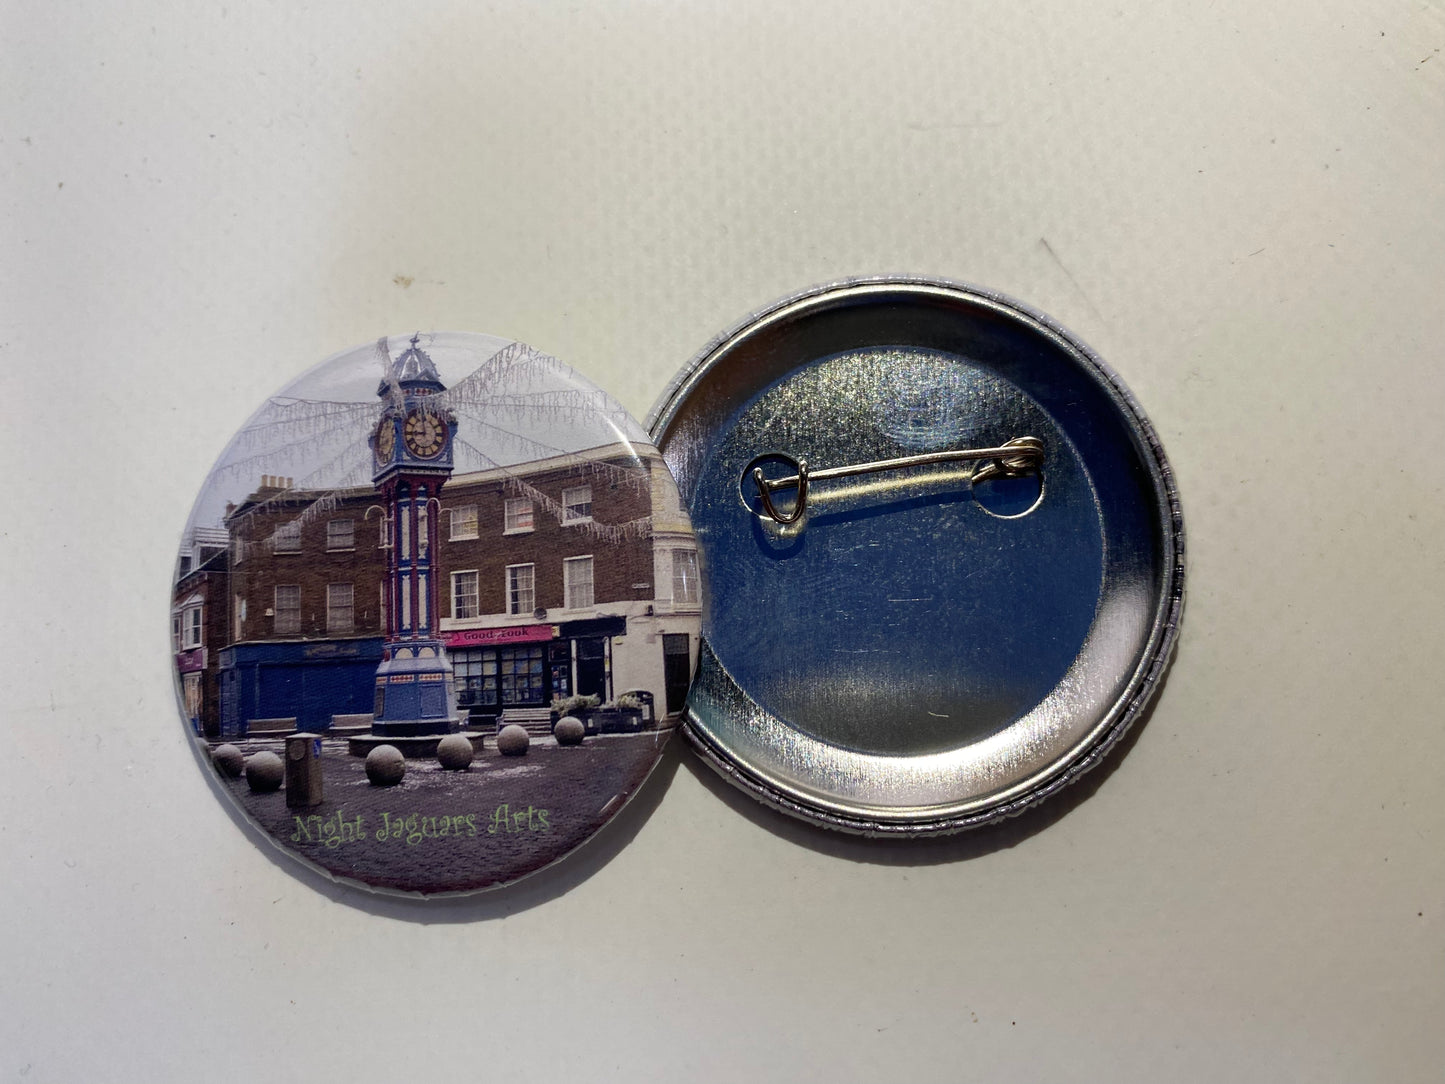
(3, 3, 1442, 1081)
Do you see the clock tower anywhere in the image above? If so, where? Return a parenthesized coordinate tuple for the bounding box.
(368, 335, 461, 737)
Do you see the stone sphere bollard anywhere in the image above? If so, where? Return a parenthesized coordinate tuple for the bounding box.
(365, 744, 407, 786)
(436, 733, 475, 770)
(212, 743, 245, 778)
(496, 724, 530, 757)
(244, 751, 284, 793)
(554, 716, 586, 746)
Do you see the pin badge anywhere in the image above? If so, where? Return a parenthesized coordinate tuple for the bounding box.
(649, 277, 1185, 834)
(174, 333, 700, 895)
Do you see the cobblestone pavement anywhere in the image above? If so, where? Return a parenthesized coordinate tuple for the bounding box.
(206, 730, 674, 894)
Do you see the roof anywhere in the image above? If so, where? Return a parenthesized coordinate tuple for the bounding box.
(377, 333, 445, 396)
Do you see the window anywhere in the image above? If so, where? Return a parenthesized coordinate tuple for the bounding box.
(172, 613, 182, 651)
(182, 671, 202, 722)
(273, 520, 301, 553)
(451, 648, 499, 707)
(231, 535, 246, 564)
(327, 519, 355, 551)
(182, 605, 203, 649)
(562, 485, 592, 524)
(452, 646, 545, 707)
(452, 570, 479, 619)
(504, 497, 534, 534)
(499, 644, 546, 704)
(564, 556, 594, 610)
(377, 513, 392, 549)
(450, 504, 478, 540)
(327, 583, 354, 632)
(507, 564, 535, 616)
(274, 585, 301, 634)
(672, 549, 699, 605)
(234, 595, 246, 642)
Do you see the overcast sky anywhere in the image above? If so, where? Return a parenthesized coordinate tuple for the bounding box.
(183, 332, 652, 537)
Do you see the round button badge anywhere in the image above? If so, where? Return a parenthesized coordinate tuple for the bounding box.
(649, 278, 1184, 834)
(173, 333, 700, 895)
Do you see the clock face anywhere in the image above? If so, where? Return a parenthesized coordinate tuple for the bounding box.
(374, 419, 395, 464)
(403, 409, 446, 459)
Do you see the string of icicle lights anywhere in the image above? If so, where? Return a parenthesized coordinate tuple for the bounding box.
(209, 337, 660, 555)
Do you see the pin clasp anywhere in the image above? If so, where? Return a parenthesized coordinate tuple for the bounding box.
(747, 436, 1044, 524)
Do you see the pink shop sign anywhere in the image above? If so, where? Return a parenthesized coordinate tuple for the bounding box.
(444, 625, 556, 649)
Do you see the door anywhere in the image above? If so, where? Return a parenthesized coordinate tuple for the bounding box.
(549, 641, 571, 701)
(663, 633, 692, 716)
(575, 637, 607, 701)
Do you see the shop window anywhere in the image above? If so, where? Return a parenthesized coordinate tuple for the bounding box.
(507, 564, 535, 616)
(672, 549, 700, 605)
(274, 585, 301, 634)
(450, 504, 478, 540)
(273, 520, 302, 553)
(564, 556, 594, 610)
(327, 583, 354, 633)
(504, 497, 534, 534)
(562, 485, 592, 524)
(451, 649, 499, 707)
(452, 645, 546, 707)
(183, 672, 202, 723)
(500, 644, 546, 704)
(326, 519, 355, 551)
(452, 570, 480, 619)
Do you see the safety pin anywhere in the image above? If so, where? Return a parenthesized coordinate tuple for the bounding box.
(748, 436, 1044, 524)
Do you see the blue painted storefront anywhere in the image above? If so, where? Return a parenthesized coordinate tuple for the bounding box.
(218, 638, 385, 736)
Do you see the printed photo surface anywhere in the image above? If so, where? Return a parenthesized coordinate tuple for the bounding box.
(173, 333, 700, 894)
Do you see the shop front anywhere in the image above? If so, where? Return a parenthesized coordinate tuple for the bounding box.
(176, 646, 207, 736)
(445, 624, 558, 726)
(557, 615, 625, 703)
(218, 637, 386, 736)
(444, 615, 629, 724)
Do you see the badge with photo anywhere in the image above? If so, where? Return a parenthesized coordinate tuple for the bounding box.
(173, 332, 701, 895)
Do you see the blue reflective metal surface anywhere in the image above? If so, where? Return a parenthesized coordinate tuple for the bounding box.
(650, 279, 1184, 833)
(703, 347, 1104, 756)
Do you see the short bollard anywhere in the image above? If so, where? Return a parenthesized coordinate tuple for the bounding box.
(285, 733, 324, 808)
(212, 743, 245, 778)
(437, 733, 475, 770)
(245, 752, 284, 793)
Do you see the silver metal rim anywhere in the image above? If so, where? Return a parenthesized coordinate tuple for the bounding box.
(648, 275, 1185, 835)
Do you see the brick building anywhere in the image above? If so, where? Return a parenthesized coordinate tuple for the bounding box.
(436, 446, 701, 724)
(211, 445, 700, 736)
(218, 474, 389, 734)
(171, 527, 229, 736)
